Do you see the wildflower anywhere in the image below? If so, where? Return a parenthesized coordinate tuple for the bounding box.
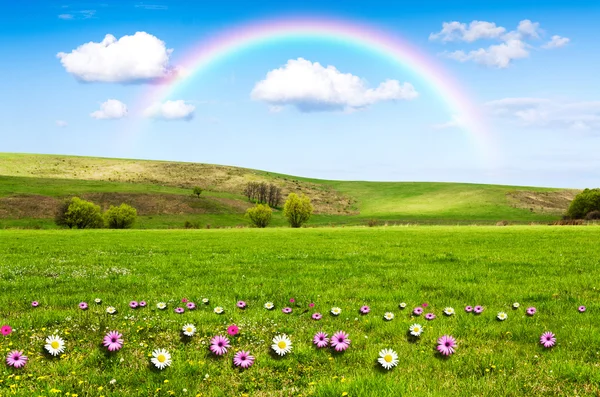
(186, 302, 196, 310)
(157, 302, 167, 310)
(497, 312, 508, 321)
(513, 302, 520, 309)
(409, 324, 423, 336)
(422, 302, 429, 307)
(271, 334, 292, 356)
(330, 331, 350, 352)
(31, 301, 39, 307)
(6, 351, 27, 368)
(465, 306, 473, 313)
(474, 306, 484, 314)
(1, 325, 12, 336)
(331, 307, 342, 316)
(214, 306, 224, 314)
(233, 351, 255, 368)
(181, 298, 188, 303)
(237, 301, 247, 309)
(45, 335, 66, 356)
(151, 349, 172, 370)
(182, 324, 196, 337)
(129, 301, 138, 309)
(227, 325, 239, 336)
(282, 307, 292, 314)
(174, 308, 184, 314)
(425, 313, 436, 321)
(383, 312, 394, 321)
(309, 303, 315, 308)
(413, 307, 423, 316)
(103, 331, 124, 352)
(139, 301, 147, 307)
(540, 332, 556, 348)
(94, 298, 102, 304)
(106, 306, 117, 315)
(578, 306, 586, 313)
(313, 332, 329, 348)
(526, 307, 536, 316)
(289, 298, 295, 303)
(202, 298, 209, 304)
(436, 335, 457, 356)
(312, 313, 322, 320)
(264, 302, 274, 310)
(377, 349, 398, 370)
(109, 379, 116, 385)
(209, 335, 230, 356)
(360, 306, 370, 314)
(399, 302, 407, 309)
(79, 302, 88, 310)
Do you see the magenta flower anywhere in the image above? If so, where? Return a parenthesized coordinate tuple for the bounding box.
(209, 335, 230, 356)
(227, 325, 239, 336)
(578, 306, 586, 313)
(289, 298, 295, 303)
(437, 335, 457, 356)
(474, 306, 484, 314)
(330, 331, 350, 352)
(422, 302, 429, 308)
(313, 332, 329, 348)
(233, 350, 254, 369)
(1, 325, 12, 336)
(360, 305, 370, 314)
(526, 307, 536, 316)
(129, 301, 138, 309)
(139, 301, 147, 307)
(237, 301, 247, 309)
(186, 302, 196, 310)
(540, 332, 556, 348)
(465, 306, 473, 313)
(79, 302, 88, 310)
(181, 298, 188, 303)
(425, 313, 436, 321)
(6, 350, 27, 368)
(413, 307, 423, 316)
(312, 312, 322, 320)
(103, 331, 124, 352)
(309, 302, 315, 308)
(31, 301, 39, 307)
(282, 307, 292, 314)
(174, 307, 184, 314)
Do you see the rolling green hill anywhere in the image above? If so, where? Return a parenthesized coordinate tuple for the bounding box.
(0, 153, 578, 228)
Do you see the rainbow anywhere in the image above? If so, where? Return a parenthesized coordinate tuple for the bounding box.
(139, 16, 496, 163)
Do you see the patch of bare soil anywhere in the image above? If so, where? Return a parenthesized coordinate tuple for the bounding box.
(0, 195, 60, 218)
(506, 190, 579, 215)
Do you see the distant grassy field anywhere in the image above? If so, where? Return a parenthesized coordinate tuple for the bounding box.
(1, 226, 599, 396)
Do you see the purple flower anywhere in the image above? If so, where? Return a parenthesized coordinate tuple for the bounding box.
(330, 331, 350, 352)
(421, 303, 429, 308)
(309, 302, 315, 308)
(6, 351, 27, 368)
(473, 305, 484, 314)
(425, 313, 436, 321)
(174, 307, 185, 314)
(233, 350, 254, 368)
(31, 301, 39, 307)
(413, 307, 423, 316)
(312, 312, 322, 320)
(139, 301, 147, 307)
(209, 335, 230, 356)
(1, 325, 12, 336)
(181, 298, 188, 303)
(578, 306, 586, 313)
(186, 302, 196, 310)
(282, 307, 292, 314)
(237, 301, 247, 309)
(465, 306, 473, 313)
(79, 302, 88, 310)
(129, 301, 138, 309)
(313, 332, 329, 348)
(289, 298, 295, 303)
(360, 305, 370, 314)
(227, 325, 239, 336)
(103, 331, 123, 352)
(437, 335, 457, 356)
(526, 307, 536, 316)
(540, 332, 556, 348)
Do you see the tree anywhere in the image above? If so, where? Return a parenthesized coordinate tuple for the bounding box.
(104, 203, 137, 229)
(567, 188, 600, 219)
(245, 204, 272, 228)
(283, 193, 313, 228)
(192, 186, 203, 198)
(55, 197, 103, 229)
(244, 182, 282, 207)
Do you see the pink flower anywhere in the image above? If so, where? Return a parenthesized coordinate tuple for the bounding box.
(330, 331, 350, 352)
(102, 331, 123, 352)
(31, 301, 39, 307)
(473, 306, 484, 314)
(540, 332, 556, 348)
(465, 306, 473, 313)
(79, 302, 88, 310)
(6, 350, 27, 368)
(174, 307, 184, 314)
(209, 335, 230, 356)
(309, 303, 315, 308)
(129, 301, 138, 309)
(233, 350, 254, 368)
(237, 301, 247, 309)
(139, 301, 147, 307)
(186, 302, 196, 310)
(425, 313, 436, 321)
(227, 325, 239, 336)
(282, 307, 292, 314)
(526, 307, 536, 316)
(437, 335, 457, 356)
(312, 313, 322, 320)
(181, 298, 188, 303)
(313, 332, 329, 348)
(1, 325, 12, 336)
(360, 305, 370, 314)
(578, 306, 586, 313)
(421, 303, 429, 308)
(413, 307, 423, 316)
(289, 298, 295, 303)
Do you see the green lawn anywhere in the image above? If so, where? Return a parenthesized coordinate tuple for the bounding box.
(1, 226, 599, 396)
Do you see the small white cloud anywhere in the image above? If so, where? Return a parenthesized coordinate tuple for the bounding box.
(90, 99, 128, 120)
(429, 20, 506, 42)
(57, 10, 96, 20)
(58, 14, 74, 20)
(57, 32, 178, 83)
(443, 39, 530, 68)
(55, 120, 68, 127)
(135, 3, 168, 10)
(144, 100, 195, 120)
(251, 58, 418, 112)
(542, 35, 570, 49)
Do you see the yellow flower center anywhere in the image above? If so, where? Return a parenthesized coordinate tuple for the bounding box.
(51, 341, 59, 349)
(277, 341, 287, 349)
(186, 327, 192, 332)
(414, 327, 420, 332)
(157, 354, 166, 363)
(384, 354, 393, 363)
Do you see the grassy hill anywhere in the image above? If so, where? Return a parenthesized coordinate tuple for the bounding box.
(0, 153, 578, 228)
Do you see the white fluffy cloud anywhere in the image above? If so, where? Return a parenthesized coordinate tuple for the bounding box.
(90, 99, 128, 120)
(251, 58, 418, 112)
(57, 32, 179, 83)
(431, 19, 567, 68)
(55, 120, 68, 127)
(144, 100, 195, 120)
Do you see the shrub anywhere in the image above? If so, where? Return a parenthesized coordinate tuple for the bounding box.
(55, 197, 103, 229)
(245, 204, 272, 228)
(585, 210, 600, 220)
(184, 220, 200, 229)
(104, 203, 137, 229)
(567, 188, 600, 219)
(367, 219, 379, 227)
(496, 220, 509, 226)
(283, 193, 313, 228)
(192, 187, 203, 198)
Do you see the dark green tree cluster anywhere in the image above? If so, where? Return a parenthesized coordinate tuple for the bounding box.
(55, 197, 137, 229)
(567, 188, 600, 219)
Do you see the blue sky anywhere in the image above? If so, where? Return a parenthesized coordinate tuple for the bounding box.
(1, 0, 599, 188)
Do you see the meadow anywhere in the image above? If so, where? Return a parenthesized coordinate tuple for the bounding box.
(1, 226, 599, 396)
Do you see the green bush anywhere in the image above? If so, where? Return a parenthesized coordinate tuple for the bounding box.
(585, 210, 600, 220)
(245, 204, 272, 228)
(192, 187, 203, 198)
(567, 188, 600, 219)
(104, 203, 137, 229)
(55, 197, 103, 229)
(283, 193, 314, 228)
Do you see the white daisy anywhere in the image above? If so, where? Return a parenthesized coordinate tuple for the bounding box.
(106, 306, 117, 314)
(264, 302, 274, 310)
(271, 334, 292, 356)
(444, 307, 455, 316)
(378, 348, 399, 370)
(202, 298, 209, 304)
(182, 324, 196, 337)
(331, 307, 342, 316)
(157, 302, 167, 310)
(513, 302, 520, 308)
(399, 302, 407, 309)
(151, 348, 172, 370)
(409, 323, 423, 336)
(94, 298, 102, 304)
(214, 306, 224, 314)
(497, 312, 508, 321)
(383, 312, 394, 321)
(44, 335, 65, 356)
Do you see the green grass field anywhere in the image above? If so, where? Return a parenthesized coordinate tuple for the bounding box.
(1, 226, 599, 396)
